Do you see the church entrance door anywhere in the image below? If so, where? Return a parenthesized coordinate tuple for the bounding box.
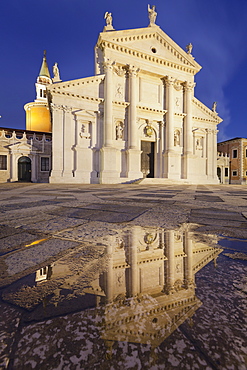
(18, 156, 31, 182)
(141, 141, 154, 178)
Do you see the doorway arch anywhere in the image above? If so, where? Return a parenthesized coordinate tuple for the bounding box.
(18, 156, 31, 182)
(217, 167, 222, 183)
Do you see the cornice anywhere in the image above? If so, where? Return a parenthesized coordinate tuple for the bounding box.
(174, 113, 186, 118)
(50, 90, 104, 103)
(137, 105, 167, 114)
(48, 75, 105, 91)
(113, 101, 129, 107)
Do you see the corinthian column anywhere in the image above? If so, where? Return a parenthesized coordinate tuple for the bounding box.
(126, 65, 142, 180)
(103, 59, 114, 147)
(182, 81, 196, 180)
(184, 231, 194, 288)
(128, 66, 139, 149)
(163, 76, 180, 179)
(183, 81, 195, 155)
(164, 76, 175, 151)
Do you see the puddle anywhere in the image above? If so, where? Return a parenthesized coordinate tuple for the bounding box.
(1, 224, 246, 369)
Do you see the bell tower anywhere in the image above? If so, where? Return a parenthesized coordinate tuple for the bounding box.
(24, 51, 52, 133)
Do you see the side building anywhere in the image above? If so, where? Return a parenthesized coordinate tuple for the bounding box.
(217, 138, 247, 185)
(0, 53, 52, 183)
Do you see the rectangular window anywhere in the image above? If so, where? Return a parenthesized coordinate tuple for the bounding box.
(232, 170, 238, 177)
(0, 155, 7, 170)
(232, 149, 238, 158)
(41, 157, 49, 171)
(246, 171, 247, 176)
(225, 168, 229, 177)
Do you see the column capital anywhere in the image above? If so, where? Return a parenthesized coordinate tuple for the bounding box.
(163, 76, 176, 87)
(126, 64, 140, 77)
(183, 81, 196, 92)
(103, 58, 115, 72)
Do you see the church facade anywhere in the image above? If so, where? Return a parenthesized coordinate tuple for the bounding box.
(48, 8, 222, 184)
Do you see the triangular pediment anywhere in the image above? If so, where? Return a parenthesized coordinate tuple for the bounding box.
(8, 142, 38, 152)
(97, 26, 201, 73)
(192, 98, 223, 124)
(193, 245, 222, 273)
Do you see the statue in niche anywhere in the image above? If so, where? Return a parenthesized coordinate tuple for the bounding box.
(174, 130, 180, 146)
(148, 4, 157, 25)
(116, 122, 124, 140)
(212, 101, 217, 113)
(53, 63, 61, 82)
(186, 43, 193, 55)
(104, 12, 112, 26)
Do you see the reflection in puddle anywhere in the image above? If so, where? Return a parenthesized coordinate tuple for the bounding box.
(3, 225, 222, 347)
(25, 238, 48, 247)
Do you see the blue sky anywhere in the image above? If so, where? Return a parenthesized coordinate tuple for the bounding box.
(1, 0, 247, 141)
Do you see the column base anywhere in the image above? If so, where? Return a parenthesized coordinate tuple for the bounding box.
(126, 148, 143, 180)
(163, 150, 181, 180)
(99, 147, 119, 184)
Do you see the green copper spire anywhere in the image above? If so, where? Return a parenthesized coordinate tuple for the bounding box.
(39, 50, 51, 78)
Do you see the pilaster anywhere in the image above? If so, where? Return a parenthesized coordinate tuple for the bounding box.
(49, 104, 65, 181)
(62, 106, 73, 179)
(127, 229, 139, 297)
(206, 128, 213, 178)
(165, 230, 175, 294)
(31, 154, 37, 182)
(163, 76, 180, 179)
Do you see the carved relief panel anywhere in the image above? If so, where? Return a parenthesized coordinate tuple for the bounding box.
(113, 66, 126, 102)
(174, 80, 183, 114)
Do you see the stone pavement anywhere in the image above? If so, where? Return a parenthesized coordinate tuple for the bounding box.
(0, 183, 247, 369)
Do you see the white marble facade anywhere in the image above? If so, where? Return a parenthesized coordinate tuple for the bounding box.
(48, 8, 222, 184)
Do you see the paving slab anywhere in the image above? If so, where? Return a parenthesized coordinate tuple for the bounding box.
(19, 217, 87, 234)
(0, 183, 246, 369)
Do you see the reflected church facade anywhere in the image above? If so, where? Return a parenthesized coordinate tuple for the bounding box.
(31, 225, 222, 347)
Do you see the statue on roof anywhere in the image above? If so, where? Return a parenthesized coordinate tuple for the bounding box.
(186, 43, 193, 55)
(52, 62, 61, 82)
(104, 11, 114, 31)
(148, 5, 157, 26)
(212, 102, 217, 113)
(104, 12, 112, 26)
